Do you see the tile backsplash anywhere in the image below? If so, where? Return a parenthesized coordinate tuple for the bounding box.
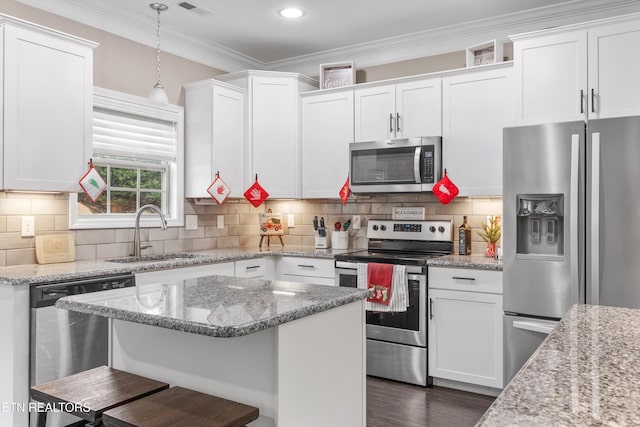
(0, 192, 502, 266)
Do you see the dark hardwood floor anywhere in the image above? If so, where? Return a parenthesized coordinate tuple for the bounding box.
(367, 377, 495, 427)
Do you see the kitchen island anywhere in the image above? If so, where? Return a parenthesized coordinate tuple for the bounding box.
(477, 304, 640, 426)
(56, 274, 369, 427)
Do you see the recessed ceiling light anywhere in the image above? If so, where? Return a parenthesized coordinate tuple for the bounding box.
(279, 8, 304, 19)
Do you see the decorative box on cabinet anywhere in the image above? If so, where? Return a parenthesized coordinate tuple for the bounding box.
(301, 89, 354, 198)
(184, 79, 245, 198)
(428, 267, 503, 389)
(1, 16, 96, 191)
(216, 71, 317, 198)
(442, 65, 513, 196)
(354, 77, 441, 142)
(512, 14, 640, 124)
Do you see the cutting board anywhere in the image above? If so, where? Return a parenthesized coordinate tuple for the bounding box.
(35, 234, 75, 264)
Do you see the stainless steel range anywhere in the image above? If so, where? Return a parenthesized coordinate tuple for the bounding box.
(334, 219, 453, 386)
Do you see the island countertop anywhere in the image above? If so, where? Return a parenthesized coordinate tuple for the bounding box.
(56, 275, 369, 338)
(477, 304, 640, 426)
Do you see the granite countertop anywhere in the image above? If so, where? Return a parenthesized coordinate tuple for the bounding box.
(0, 246, 355, 286)
(55, 275, 369, 338)
(477, 304, 640, 426)
(427, 254, 503, 271)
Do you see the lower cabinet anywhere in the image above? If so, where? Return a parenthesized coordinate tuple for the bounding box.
(235, 257, 274, 279)
(135, 262, 236, 285)
(276, 257, 336, 286)
(428, 267, 503, 389)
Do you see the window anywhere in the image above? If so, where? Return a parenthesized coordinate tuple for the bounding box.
(70, 87, 184, 229)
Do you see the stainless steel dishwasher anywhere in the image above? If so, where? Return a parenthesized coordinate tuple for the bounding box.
(30, 273, 135, 427)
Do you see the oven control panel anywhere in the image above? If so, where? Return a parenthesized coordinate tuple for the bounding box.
(367, 220, 452, 241)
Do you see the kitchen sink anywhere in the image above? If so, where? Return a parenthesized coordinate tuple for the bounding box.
(106, 253, 204, 263)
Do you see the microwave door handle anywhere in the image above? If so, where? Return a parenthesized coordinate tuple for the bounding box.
(414, 147, 421, 183)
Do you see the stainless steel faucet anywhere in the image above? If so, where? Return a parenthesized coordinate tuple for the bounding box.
(132, 204, 168, 258)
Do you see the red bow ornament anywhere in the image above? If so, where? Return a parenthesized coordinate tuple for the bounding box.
(432, 169, 459, 205)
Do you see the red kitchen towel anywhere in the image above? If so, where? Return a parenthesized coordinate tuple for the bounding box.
(367, 263, 394, 305)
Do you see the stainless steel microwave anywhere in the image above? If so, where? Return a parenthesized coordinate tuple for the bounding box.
(349, 137, 442, 194)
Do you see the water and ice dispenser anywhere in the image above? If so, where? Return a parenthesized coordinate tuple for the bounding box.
(516, 194, 564, 257)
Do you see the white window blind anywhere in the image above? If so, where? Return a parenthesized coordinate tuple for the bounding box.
(93, 107, 177, 161)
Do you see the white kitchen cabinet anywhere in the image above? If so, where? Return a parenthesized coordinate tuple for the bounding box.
(354, 78, 441, 142)
(216, 71, 317, 198)
(442, 66, 513, 196)
(513, 15, 640, 124)
(276, 256, 336, 286)
(428, 267, 503, 389)
(235, 257, 274, 279)
(184, 79, 245, 198)
(1, 17, 96, 191)
(301, 90, 354, 198)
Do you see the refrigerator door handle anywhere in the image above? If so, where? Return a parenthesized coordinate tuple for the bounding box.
(590, 133, 601, 304)
(570, 134, 580, 304)
(512, 320, 559, 335)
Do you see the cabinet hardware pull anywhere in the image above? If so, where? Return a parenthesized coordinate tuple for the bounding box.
(245, 265, 260, 270)
(591, 88, 596, 113)
(452, 276, 475, 281)
(429, 298, 434, 319)
(297, 264, 315, 268)
(389, 113, 394, 132)
(396, 113, 400, 132)
(580, 89, 584, 114)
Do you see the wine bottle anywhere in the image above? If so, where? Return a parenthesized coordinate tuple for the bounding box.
(458, 216, 471, 255)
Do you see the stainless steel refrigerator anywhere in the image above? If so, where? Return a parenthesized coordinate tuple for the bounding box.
(503, 116, 640, 383)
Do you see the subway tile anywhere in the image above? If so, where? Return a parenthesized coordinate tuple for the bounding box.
(178, 227, 206, 239)
(114, 229, 134, 243)
(0, 250, 5, 266)
(387, 194, 421, 203)
(196, 214, 218, 227)
(228, 203, 250, 214)
(54, 215, 70, 231)
(35, 215, 55, 232)
(228, 225, 255, 236)
(32, 199, 69, 215)
(341, 203, 371, 215)
(96, 243, 133, 259)
(371, 203, 393, 215)
(224, 214, 240, 226)
(217, 236, 240, 248)
(435, 200, 473, 215)
(204, 204, 229, 214)
(281, 235, 302, 247)
(6, 216, 20, 232)
(0, 216, 5, 233)
(0, 198, 31, 215)
(75, 229, 116, 245)
(301, 235, 315, 247)
(6, 249, 36, 266)
(149, 227, 179, 241)
(289, 224, 315, 236)
(164, 239, 193, 253)
(192, 238, 217, 251)
(314, 203, 343, 214)
(0, 233, 34, 250)
(240, 235, 262, 248)
(204, 226, 229, 238)
(238, 214, 259, 225)
(75, 245, 97, 261)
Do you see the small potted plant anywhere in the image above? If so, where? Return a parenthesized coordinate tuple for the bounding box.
(478, 216, 501, 258)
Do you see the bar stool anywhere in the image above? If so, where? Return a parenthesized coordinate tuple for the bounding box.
(102, 386, 259, 427)
(30, 366, 169, 427)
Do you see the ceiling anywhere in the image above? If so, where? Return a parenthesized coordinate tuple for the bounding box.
(14, 0, 640, 74)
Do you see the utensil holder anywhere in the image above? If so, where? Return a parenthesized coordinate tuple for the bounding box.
(331, 231, 349, 249)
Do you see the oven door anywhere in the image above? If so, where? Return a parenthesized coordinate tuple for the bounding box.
(336, 263, 426, 347)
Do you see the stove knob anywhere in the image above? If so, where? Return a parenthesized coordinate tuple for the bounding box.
(372, 225, 379, 231)
(438, 226, 445, 233)
(429, 226, 436, 233)
(380, 225, 387, 231)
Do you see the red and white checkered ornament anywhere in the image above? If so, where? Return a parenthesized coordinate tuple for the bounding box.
(207, 172, 231, 204)
(244, 175, 269, 208)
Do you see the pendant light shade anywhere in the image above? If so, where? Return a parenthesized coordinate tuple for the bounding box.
(148, 3, 169, 105)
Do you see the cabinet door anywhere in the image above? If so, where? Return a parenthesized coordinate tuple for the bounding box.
(354, 84, 395, 142)
(3, 25, 92, 191)
(396, 78, 442, 138)
(251, 76, 299, 198)
(301, 91, 354, 198)
(589, 20, 640, 119)
(428, 289, 503, 388)
(514, 31, 587, 125)
(212, 85, 245, 196)
(443, 68, 513, 196)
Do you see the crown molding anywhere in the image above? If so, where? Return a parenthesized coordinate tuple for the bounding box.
(15, 0, 640, 75)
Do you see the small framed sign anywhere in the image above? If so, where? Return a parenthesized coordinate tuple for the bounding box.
(320, 62, 355, 89)
(465, 40, 503, 68)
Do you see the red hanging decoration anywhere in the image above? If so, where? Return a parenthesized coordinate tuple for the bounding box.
(244, 174, 269, 208)
(339, 176, 351, 205)
(207, 171, 231, 204)
(432, 169, 459, 205)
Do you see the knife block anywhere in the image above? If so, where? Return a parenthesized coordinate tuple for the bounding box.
(314, 230, 330, 249)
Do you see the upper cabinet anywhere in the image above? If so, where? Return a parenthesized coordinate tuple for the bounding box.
(301, 89, 354, 198)
(354, 78, 441, 142)
(513, 15, 640, 124)
(442, 66, 513, 196)
(1, 17, 96, 191)
(216, 71, 317, 199)
(184, 79, 245, 198)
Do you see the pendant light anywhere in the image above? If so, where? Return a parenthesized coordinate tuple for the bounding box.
(148, 3, 169, 105)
